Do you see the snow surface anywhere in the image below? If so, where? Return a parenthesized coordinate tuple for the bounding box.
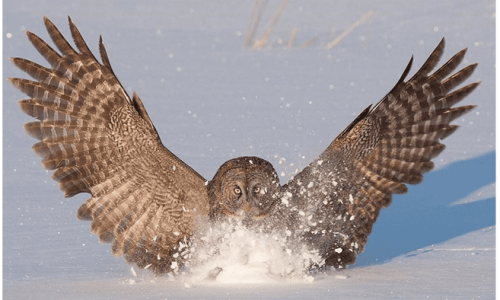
(3, 0, 495, 299)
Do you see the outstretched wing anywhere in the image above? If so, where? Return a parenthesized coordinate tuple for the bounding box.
(278, 39, 479, 269)
(10, 17, 210, 275)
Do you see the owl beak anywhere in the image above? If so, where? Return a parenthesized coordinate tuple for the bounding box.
(238, 203, 269, 226)
(237, 202, 253, 217)
(233, 203, 256, 219)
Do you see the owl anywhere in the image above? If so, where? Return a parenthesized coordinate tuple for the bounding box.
(10, 17, 479, 275)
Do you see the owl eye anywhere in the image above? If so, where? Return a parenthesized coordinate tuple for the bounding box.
(253, 187, 261, 194)
(234, 187, 242, 195)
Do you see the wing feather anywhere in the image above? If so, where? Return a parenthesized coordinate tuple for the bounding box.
(11, 17, 209, 274)
(279, 38, 479, 269)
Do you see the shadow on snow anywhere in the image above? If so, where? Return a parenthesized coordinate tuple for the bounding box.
(355, 151, 495, 267)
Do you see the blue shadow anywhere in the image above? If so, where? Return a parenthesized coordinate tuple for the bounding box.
(356, 151, 495, 267)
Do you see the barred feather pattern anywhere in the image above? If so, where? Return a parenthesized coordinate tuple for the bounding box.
(279, 38, 479, 269)
(12, 17, 478, 276)
(10, 16, 210, 275)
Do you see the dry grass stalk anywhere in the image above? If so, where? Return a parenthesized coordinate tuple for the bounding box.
(299, 36, 318, 48)
(243, 0, 268, 48)
(287, 27, 298, 48)
(252, 0, 290, 50)
(326, 10, 374, 50)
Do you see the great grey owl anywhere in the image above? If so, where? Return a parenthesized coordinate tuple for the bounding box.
(10, 17, 479, 275)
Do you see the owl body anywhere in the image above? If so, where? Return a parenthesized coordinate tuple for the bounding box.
(11, 17, 479, 275)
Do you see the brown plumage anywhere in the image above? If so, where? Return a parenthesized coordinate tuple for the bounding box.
(10, 17, 479, 275)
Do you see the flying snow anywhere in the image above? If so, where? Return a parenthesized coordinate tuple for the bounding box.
(181, 220, 323, 284)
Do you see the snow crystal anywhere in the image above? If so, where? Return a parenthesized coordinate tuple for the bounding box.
(281, 192, 292, 205)
(260, 187, 267, 195)
(179, 242, 186, 250)
(171, 261, 178, 269)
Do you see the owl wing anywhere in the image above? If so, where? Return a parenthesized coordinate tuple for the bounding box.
(279, 39, 479, 269)
(10, 17, 210, 275)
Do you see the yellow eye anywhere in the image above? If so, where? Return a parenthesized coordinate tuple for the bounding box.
(234, 187, 241, 195)
(254, 187, 261, 194)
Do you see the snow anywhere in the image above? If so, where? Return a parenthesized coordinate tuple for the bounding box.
(183, 221, 322, 284)
(3, 0, 495, 299)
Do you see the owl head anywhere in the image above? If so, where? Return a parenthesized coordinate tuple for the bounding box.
(208, 156, 281, 224)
